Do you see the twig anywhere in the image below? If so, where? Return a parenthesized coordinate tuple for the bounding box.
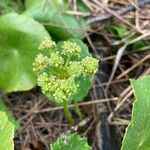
(107, 67, 150, 123)
(105, 43, 128, 94)
(87, 0, 150, 23)
(116, 54, 150, 79)
(12, 97, 118, 113)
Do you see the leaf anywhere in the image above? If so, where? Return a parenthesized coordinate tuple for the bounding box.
(23, 0, 89, 40)
(108, 25, 128, 38)
(0, 99, 20, 130)
(0, 0, 22, 15)
(51, 133, 91, 150)
(55, 39, 93, 104)
(121, 76, 150, 150)
(76, 1, 90, 12)
(0, 13, 50, 92)
(0, 111, 14, 150)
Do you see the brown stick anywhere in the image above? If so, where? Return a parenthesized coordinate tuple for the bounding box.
(87, 0, 150, 24)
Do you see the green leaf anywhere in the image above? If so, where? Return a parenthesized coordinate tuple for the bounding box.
(0, 100, 20, 130)
(23, 0, 89, 40)
(131, 40, 149, 51)
(121, 76, 150, 150)
(108, 25, 128, 38)
(0, 0, 23, 15)
(77, 1, 90, 12)
(0, 111, 14, 150)
(0, 13, 50, 92)
(51, 133, 91, 150)
(55, 39, 93, 104)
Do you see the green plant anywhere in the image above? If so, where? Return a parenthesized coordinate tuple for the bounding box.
(0, 0, 90, 93)
(0, 111, 14, 150)
(33, 38, 99, 123)
(51, 132, 91, 150)
(121, 76, 150, 150)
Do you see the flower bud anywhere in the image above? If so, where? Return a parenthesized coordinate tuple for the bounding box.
(61, 41, 81, 57)
(81, 56, 99, 75)
(38, 37, 56, 50)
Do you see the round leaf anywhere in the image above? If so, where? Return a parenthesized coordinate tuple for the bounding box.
(0, 13, 50, 92)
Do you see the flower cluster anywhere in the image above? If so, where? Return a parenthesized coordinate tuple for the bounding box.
(33, 38, 99, 104)
(38, 37, 56, 50)
(81, 56, 99, 75)
(61, 41, 81, 57)
(37, 73, 78, 103)
(33, 53, 50, 72)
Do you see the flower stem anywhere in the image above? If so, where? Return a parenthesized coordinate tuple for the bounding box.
(63, 99, 74, 124)
(75, 104, 83, 121)
(65, 56, 70, 67)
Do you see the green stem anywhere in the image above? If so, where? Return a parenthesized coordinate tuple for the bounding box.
(46, 67, 58, 77)
(75, 104, 83, 121)
(63, 99, 74, 124)
(65, 56, 70, 67)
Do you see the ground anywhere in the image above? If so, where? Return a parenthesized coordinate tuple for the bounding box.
(1, 0, 150, 150)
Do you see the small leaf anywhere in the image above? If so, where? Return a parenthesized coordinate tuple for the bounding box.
(0, 99, 20, 130)
(0, 111, 14, 150)
(131, 40, 149, 51)
(108, 25, 128, 38)
(24, 0, 89, 40)
(0, 13, 50, 92)
(51, 133, 91, 150)
(121, 76, 150, 150)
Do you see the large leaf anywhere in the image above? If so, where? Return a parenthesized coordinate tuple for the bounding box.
(0, 100, 20, 130)
(51, 133, 91, 150)
(0, 111, 14, 150)
(0, 13, 50, 92)
(121, 76, 150, 150)
(24, 0, 89, 40)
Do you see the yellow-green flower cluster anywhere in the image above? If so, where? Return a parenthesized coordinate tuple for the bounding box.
(81, 56, 99, 75)
(38, 37, 56, 50)
(50, 52, 64, 67)
(33, 38, 99, 104)
(33, 53, 50, 72)
(61, 41, 81, 57)
(67, 61, 82, 77)
(38, 73, 77, 103)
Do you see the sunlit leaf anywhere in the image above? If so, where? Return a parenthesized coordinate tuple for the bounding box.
(121, 76, 150, 150)
(0, 13, 50, 92)
(0, 100, 20, 130)
(0, 111, 14, 150)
